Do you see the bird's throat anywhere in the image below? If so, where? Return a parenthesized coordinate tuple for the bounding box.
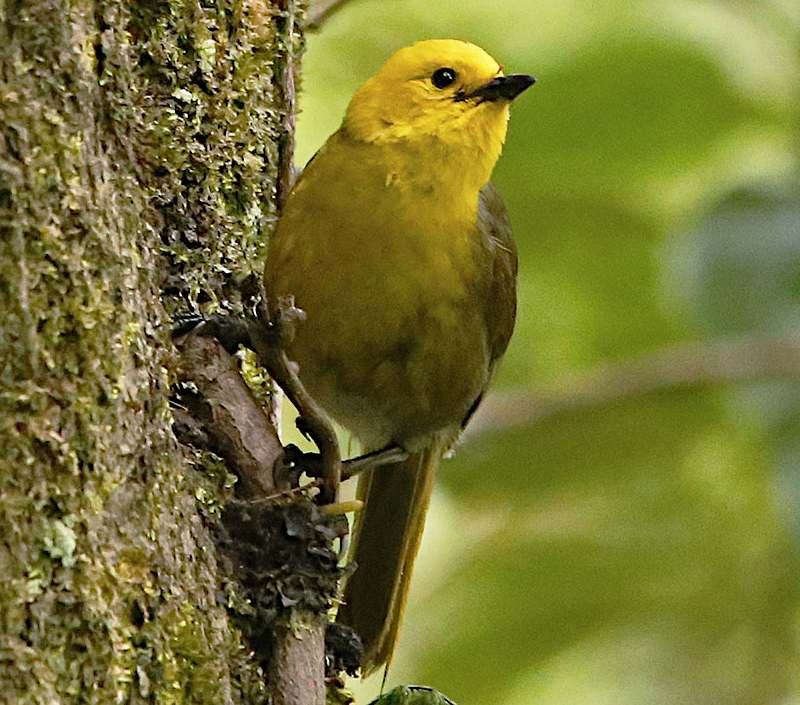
(378, 139, 498, 217)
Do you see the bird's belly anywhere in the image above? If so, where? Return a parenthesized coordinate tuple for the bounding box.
(295, 301, 489, 450)
(282, 233, 489, 450)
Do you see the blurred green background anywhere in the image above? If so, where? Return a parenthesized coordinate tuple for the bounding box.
(297, 1, 800, 703)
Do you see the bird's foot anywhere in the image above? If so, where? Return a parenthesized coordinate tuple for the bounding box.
(280, 443, 408, 483)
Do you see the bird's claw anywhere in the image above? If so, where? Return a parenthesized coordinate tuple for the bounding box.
(274, 443, 319, 487)
(295, 415, 314, 442)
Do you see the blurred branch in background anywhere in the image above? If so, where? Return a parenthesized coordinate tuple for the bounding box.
(471, 336, 800, 435)
(306, 0, 354, 30)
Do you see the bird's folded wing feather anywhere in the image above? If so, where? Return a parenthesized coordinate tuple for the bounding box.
(478, 181, 519, 366)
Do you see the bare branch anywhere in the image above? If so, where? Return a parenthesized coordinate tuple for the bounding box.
(175, 335, 281, 498)
(175, 328, 337, 705)
(468, 336, 800, 436)
(270, 616, 327, 705)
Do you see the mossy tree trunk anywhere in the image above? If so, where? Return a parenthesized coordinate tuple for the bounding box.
(0, 1, 304, 702)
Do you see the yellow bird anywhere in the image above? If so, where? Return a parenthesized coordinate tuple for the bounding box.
(265, 39, 533, 674)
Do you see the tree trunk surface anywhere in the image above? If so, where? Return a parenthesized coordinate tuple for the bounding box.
(0, 1, 304, 702)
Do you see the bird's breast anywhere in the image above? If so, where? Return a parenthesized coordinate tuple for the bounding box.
(266, 145, 492, 448)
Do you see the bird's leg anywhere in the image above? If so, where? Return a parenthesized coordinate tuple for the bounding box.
(248, 296, 343, 505)
(341, 445, 409, 479)
(172, 293, 343, 505)
(284, 443, 409, 482)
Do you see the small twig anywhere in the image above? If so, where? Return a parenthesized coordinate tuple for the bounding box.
(252, 481, 322, 505)
(468, 335, 800, 437)
(305, 0, 353, 30)
(275, 0, 299, 210)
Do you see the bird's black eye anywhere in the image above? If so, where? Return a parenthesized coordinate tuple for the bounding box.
(431, 67, 457, 89)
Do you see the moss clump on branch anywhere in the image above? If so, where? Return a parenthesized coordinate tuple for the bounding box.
(214, 499, 348, 669)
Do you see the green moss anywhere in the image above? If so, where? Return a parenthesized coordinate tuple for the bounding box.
(144, 603, 232, 705)
(238, 348, 278, 409)
(41, 518, 78, 568)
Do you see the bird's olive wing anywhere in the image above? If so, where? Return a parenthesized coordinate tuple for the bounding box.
(478, 181, 519, 366)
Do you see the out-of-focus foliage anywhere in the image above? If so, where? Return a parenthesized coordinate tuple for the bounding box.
(297, 1, 800, 703)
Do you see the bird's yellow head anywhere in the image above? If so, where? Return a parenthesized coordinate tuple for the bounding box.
(343, 40, 534, 189)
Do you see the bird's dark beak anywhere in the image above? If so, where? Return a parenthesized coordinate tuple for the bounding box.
(470, 74, 536, 102)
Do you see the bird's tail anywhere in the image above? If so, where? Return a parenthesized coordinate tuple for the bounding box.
(337, 439, 443, 675)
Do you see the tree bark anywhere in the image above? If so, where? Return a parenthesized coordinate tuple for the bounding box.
(0, 1, 314, 703)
